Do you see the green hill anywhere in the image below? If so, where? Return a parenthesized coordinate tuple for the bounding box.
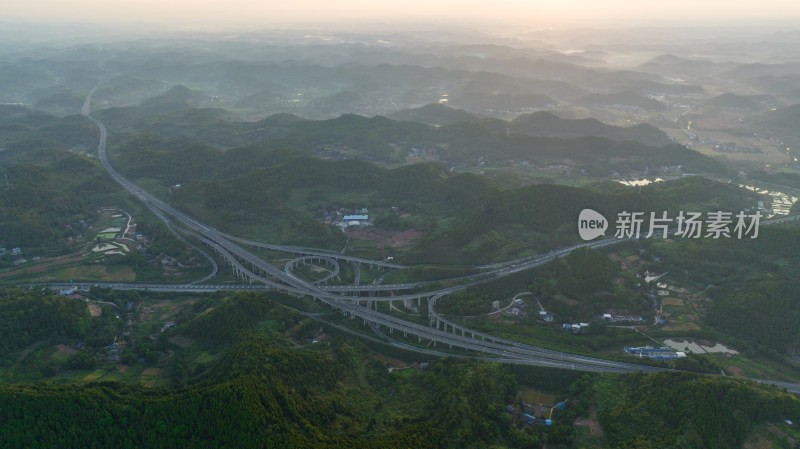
(167, 154, 494, 248)
(761, 103, 800, 152)
(576, 90, 667, 111)
(387, 103, 480, 126)
(96, 97, 722, 173)
(138, 84, 207, 115)
(0, 154, 122, 251)
(0, 290, 797, 449)
(706, 93, 776, 109)
(510, 111, 672, 147)
(0, 105, 98, 159)
(408, 177, 760, 264)
(448, 91, 557, 113)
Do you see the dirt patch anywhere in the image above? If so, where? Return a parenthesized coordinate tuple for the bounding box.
(0, 254, 84, 278)
(141, 367, 161, 377)
(25, 264, 48, 274)
(61, 265, 136, 282)
(743, 434, 774, 449)
(168, 335, 195, 348)
(347, 228, 423, 249)
(520, 389, 558, 406)
(158, 349, 175, 362)
(87, 303, 102, 316)
(117, 364, 130, 373)
(55, 344, 78, 356)
(661, 321, 701, 331)
(373, 353, 409, 368)
(766, 423, 795, 446)
(556, 295, 579, 306)
(662, 297, 684, 306)
(727, 365, 744, 377)
(574, 418, 605, 436)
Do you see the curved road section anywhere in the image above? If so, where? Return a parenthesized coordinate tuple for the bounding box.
(80, 90, 800, 390)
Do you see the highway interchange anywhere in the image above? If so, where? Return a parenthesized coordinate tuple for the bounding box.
(76, 90, 800, 391)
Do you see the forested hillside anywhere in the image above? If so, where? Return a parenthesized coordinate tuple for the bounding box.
(407, 177, 759, 264)
(99, 93, 724, 172)
(0, 154, 123, 251)
(0, 291, 797, 448)
(643, 225, 800, 356)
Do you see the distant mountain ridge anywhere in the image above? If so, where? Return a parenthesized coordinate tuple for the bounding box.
(387, 103, 480, 126)
(575, 90, 667, 111)
(386, 105, 671, 147)
(706, 93, 776, 109)
(509, 111, 672, 147)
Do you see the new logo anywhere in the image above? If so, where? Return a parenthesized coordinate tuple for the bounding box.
(578, 209, 608, 241)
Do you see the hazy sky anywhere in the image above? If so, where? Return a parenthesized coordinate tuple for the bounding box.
(5, 0, 800, 29)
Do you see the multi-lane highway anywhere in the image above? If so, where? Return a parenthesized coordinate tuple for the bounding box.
(77, 88, 800, 387)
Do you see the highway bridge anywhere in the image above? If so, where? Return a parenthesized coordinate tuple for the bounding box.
(285, 256, 340, 285)
(77, 89, 800, 384)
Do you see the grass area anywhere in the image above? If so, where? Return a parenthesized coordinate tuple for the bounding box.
(3, 262, 137, 283)
(463, 316, 656, 363)
(743, 420, 800, 448)
(520, 388, 559, 406)
(83, 369, 106, 382)
(291, 262, 337, 283)
(723, 353, 800, 383)
(345, 238, 382, 260)
(354, 264, 384, 285)
(192, 350, 222, 366)
(382, 265, 480, 284)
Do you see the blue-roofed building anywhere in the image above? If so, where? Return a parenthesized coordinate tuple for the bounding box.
(624, 346, 686, 360)
(523, 413, 536, 425)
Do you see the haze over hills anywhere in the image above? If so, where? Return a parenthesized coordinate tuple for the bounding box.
(2, 20, 800, 449)
(387, 103, 481, 126)
(509, 111, 672, 147)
